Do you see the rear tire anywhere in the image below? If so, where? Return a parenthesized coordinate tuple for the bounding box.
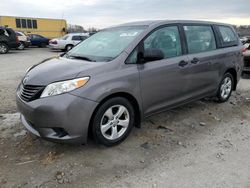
(216, 73, 234, 103)
(0, 43, 9, 54)
(92, 97, 135, 146)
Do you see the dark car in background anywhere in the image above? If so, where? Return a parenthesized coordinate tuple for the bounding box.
(243, 43, 250, 74)
(28, 34, 49, 47)
(0, 27, 19, 54)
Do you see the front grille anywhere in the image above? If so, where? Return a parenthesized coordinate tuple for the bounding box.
(19, 84, 45, 102)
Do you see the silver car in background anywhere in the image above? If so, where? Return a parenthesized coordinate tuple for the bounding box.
(16, 20, 244, 146)
(49, 33, 89, 51)
(243, 43, 250, 74)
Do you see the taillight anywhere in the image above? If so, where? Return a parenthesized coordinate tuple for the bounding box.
(49, 40, 57, 45)
(241, 48, 247, 53)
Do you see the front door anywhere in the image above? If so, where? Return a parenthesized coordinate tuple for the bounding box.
(138, 25, 190, 116)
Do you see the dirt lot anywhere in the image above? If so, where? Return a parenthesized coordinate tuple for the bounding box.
(0, 48, 250, 188)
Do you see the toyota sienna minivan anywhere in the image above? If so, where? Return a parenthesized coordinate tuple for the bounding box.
(16, 20, 244, 146)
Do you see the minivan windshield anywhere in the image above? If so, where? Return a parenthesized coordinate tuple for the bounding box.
(66, 26, 147, 62)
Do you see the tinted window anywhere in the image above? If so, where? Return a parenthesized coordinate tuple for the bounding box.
(27, 19, 32, 29)
(16, 19, 21, 28)
(184, 25, 216, 54)
(72, 36, 81, 41)
(80, 36, 87, 41)
(218, 26, 238, 46)
(16, 32, 22, 36)
(61, 35, 69, 40)
(143, 26, 182, 58)
(32, 20, 37, 29)
(21, 19, 27, 28)
(32, 35, 41, 39)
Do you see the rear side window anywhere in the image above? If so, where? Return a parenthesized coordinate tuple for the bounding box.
(184, 25, 216, 54)
(80, 36, 87, 41)
(218, 26, 238, 47)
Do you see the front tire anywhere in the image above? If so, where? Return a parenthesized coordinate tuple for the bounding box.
(92, 97, 135, 146)
(65, 44, 73, 51)
(216, 73, 234, 103)
(17, 42, 25, 50)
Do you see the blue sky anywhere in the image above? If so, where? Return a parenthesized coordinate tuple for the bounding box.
(1, 0, 250, 28)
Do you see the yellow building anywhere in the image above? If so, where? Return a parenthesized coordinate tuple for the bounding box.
(0, 16, 67, 38)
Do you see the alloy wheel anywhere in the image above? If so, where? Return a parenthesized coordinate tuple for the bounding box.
(220, 76, 232, 99)
(100, 105, 130, 140)
(0, 44, 7, 54)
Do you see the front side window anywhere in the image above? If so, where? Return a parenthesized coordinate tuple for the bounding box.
(184, 25, 216, 54)
(68, 26, 147, 62)
(61, 35, 69, 40)
(143, 26, 182, 58)
(218, 26, 238, 46)
(72, 36, 81, 41)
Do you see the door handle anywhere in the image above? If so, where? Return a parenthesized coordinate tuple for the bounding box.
(191, 58, 200, 64)
(178, 60, 189, 67)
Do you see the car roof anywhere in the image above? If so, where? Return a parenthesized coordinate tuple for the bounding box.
(67, 33, 89, 36)
(112, 20, 233, 27)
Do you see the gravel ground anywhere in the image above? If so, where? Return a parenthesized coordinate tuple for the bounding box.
(0, 48, 250, 188)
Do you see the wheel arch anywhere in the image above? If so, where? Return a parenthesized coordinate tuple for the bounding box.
(224, 68, 237, 91)
(88, 92, 142, 139)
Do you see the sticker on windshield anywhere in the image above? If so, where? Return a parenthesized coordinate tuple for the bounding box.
(120, 32, 139, 37)
(183, 26, 188, 31)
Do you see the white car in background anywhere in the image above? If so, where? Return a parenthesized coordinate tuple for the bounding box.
(15, 31, 31, 50)
(49, 33, 89, 51)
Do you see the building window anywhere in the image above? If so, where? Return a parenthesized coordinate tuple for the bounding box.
(27, 19, 32, 29)
(21, 19, 27, 28)
(32, 20, 37, 29)
(15, 18, 37, 29)
(16, 19, 21, 28)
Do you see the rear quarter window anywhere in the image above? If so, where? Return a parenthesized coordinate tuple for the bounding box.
(218, 26, 238, 47)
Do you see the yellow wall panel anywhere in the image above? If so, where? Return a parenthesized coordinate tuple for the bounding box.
(0, 16, 67, 38)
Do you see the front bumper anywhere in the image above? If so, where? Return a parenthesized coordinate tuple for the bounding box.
(24, 41, 31, 47)
(16, 93, 98, 144)
(49, 44, 64, 50)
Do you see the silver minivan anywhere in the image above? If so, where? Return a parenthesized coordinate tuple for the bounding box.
(16, 20, 244, 146)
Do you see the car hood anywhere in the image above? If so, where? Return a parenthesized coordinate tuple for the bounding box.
(23, 56, 104, 86)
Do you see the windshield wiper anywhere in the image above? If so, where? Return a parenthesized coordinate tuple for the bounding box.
(65, 54, 95, 62)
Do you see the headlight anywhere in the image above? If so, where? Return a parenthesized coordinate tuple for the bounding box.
(40, 77, 89, 98)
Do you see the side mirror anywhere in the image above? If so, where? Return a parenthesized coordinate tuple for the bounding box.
(143, 49, 164, 62)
